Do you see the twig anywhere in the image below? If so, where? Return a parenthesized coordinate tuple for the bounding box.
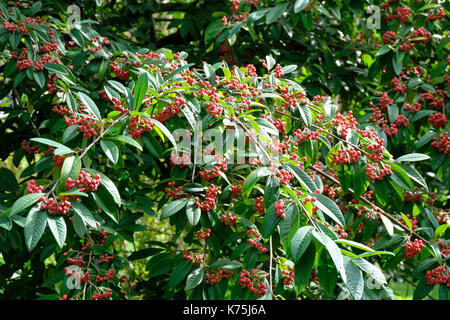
(79, 110, 130, 159)
(274, 109, 371, 158)
(269, 236, 274, 299)
(311, 166, 431, 247)
(403, 278, 436, 300)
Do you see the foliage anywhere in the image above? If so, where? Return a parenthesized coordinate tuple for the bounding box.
(0, 0, 448, 301)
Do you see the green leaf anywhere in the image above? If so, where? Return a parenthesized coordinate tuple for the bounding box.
(264, 175, 280, 210)
(100, 140, 119, 164)
(395, 153, 430, 162)
(434, 223, 450, 238)
(205, 20, 226, 42)
(134, 72, 148, 110)
(400, 213, 412, 231)
(324, 102, 337, 120)
(72, 212, 87, 238)
(203, 62, 216, 86)
(161, 198, 189, 220)
(335, 239, 375, 252)
(294, 242, 316, 287)
(279, 203, 300, 250)
(313, 231, 346, 282)
(309, 193, 345, 227)
(77, 92, 102, 121)
(210, 259, 242, 269)
(47, 215, 67, 248)
(33, 71, 46, 88)
(261, 205, 281, 239)
(413, 277, 433, 300)
(352, 258, 387, 285)
(0, 168, 19, 192)
(343, 257, 364, 300)
(30, 137, 73, 155)
(351, 162, 368, 199)
(266, 3, 288, 24)
(169, 259, 193, 288)
(186, 267, 204, 290)
(24, 206, 48, 251)
(318, 249, 338, 296)
(60, 155, 81, 184)
(9, 193, 44, 217)
(242, 167, 271, 198)
(415, 131, 436, 150)
(290, 226, 313, 263)
(149, 118, 177, 148)
(352, 251, 395, 259)
(110, 135, 143, 151)
(294, 0, 309, 13)
(63, 125, 80, 143)
(380, 214, 394, 236)
(287, 164, 317, 192)
(71, 202, 97, 228)
(186, 198, 201, 226)
(83, 168, 121, 206)
(390, 163, 413, 191)
(396, 163, 428, 191)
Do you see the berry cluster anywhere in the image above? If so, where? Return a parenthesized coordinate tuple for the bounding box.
(425, 266, 449, 286)
(405, 239, 423, 259)
(274, 200, 285, 218)
(435, 209, 449, 224)
(331, 147, 361, 165)
(110, 61, 129, 80)
(426, 7, 445, 22)
(273, 64, 284, 78)
(277, 169, 293, 185)
(194, 184, 220, 212)
(170, 152, 190, 168)
(206, 269, 233, 285)
(238, 269, 267, 297)
(40, 197, 71, 216)
(382, 31, 396, 44)
(220, 213, 238, 226)
(165, 181, 189, 199)
(292, 128, 319, 144)
(92, 289, 113, 300)
(128, 115, 154, 139)
(365, 163, 393, 181)
(282, 266, 294, 286)
(431, 132, 450, 155)
(182, 249, 204, 264)
(246, 229, 268, 254)
(254, 196, 265, 214)
(99, 253, 115, 264)
(404, 103, 421, 114)
(411, 27, 431, 44)
(332, 111, 358, 138)
(196, 228, 211, 240)
(98, 228, 109, 248)
(65, 171, 101, 193)
(428, 112, 447, 129)
(96, 269, 115, 283)
(230, 184, 242, 198)
(26, 180, 44, 194)
(21, 140, 41, 155)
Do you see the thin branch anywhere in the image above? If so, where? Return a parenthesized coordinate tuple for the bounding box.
(269, 236, 274, 299)
(274, 109, 371, 157)
(311, 166, 431, 247)
(79, 110, 130, 159)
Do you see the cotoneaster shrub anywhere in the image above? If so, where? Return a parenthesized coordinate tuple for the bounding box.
(0, 1, 448, 300)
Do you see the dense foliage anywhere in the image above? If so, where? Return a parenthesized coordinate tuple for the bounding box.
(0, 0, 448, 300)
